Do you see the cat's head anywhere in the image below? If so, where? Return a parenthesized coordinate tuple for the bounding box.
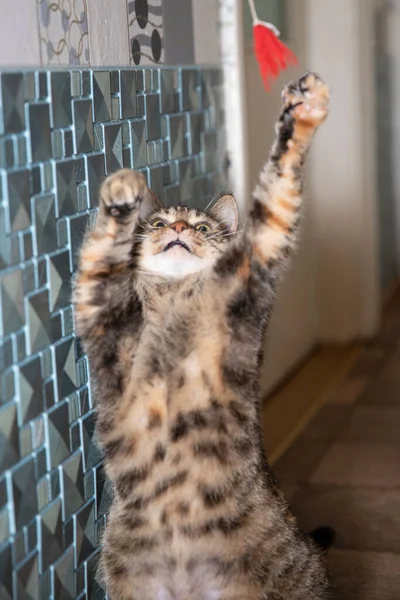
(137, 192, 238, 278)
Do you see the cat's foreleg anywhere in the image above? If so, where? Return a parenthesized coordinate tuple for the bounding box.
(73, 169, 151, 342)
(248, 73, 329, 270)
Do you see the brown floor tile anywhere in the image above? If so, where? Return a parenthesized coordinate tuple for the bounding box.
(357, 376, 400, 407)
(328, 376, 368, 406)
(302, 405, 351, 440)
(350, 346, 387, 378)
(278, 481, 299, 503)
(381, 346, 400, 379)
(273, 437, 330, 484)
(328, 549, 400, 600)
(290, 484, 400, 554)
(309, 441, 400, 488)
(341, 407, 400, 445)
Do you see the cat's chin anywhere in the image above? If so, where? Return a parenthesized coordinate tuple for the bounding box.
(140, 250, 209, 278)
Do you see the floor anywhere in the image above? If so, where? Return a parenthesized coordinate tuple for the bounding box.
(273, 290, 400, 600)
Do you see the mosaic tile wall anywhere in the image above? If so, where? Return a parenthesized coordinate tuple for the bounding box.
(0, 66, 226, 599)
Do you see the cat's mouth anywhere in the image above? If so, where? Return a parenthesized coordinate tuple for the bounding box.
(163, 240, 191, 253)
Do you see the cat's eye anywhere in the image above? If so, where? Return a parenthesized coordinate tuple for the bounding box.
(151, 219, 167, 228)
(195, 223, 212, 233)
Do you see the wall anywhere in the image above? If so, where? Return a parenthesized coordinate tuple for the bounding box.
(0, 0, 164, 68)
(0, 65, 226, 600)
(307, 0, 380, 342)
(243, 0, 319, 395)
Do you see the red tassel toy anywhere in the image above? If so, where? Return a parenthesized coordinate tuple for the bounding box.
(248, 0, 298, 90)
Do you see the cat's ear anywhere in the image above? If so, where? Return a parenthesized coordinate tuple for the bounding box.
(209, 194, 238, 233)
(139, 188, 162, 221)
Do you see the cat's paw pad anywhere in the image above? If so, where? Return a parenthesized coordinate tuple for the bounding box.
(282, 73, 330, 127)
(100, 169, 148, 218)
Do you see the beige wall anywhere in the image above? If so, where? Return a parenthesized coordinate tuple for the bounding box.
(307, 0, 380, 343)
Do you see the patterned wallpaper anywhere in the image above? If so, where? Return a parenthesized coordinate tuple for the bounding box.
(128, 0, 165, 65)
(16, 0, 165, 68)
(0, 66, 226, 599)
(37, 0, 90, 66)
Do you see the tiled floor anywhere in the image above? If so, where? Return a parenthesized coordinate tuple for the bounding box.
(274, 290, 400, 599)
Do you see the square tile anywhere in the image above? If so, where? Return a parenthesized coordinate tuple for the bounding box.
(27, 103, 52, 164)
(273, 437, 330, 484)
(18, 356, 43, 426)
(120, 70, 136, 118)
(103, 124, 123, 174)
(310, 441, 400, 487)
(0, 268, 25, 336)
(302, 405, 352, 441)
(340, 407, 400, 445)
(27, 289, 52, 353)
(328, 549, 400, 600)
(145, 94, 161, 141)
(55, 337, 77, 401)
(160, 70, 178, 114)
(55, 160, 78, 217)
(0, 73, 25, 134)
(181, 69, 200, 111)
(292, 484, 400, 554)
(61, 451, 84, 519)
(47, 402, 70, 469)
(12, 457, 38, 529)
(50, 72, 72, 128)
(33, 194, 57, 255)
(0, 402, 19, 471)
(328, 375, 368, 405)
(14, 552, 39, 600)
(73, 99, 95, 154)
(92, 71, 112, 123)
(357, 374, 400, 406)
(85, 153, 105, 208)
(130, 120, 147, 169)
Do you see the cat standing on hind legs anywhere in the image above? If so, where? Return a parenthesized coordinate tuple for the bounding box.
(73, 73, 330, 599)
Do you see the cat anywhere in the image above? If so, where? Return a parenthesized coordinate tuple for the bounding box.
(73, 73, 330, 600)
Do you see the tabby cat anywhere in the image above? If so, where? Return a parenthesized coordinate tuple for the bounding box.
(73, 73, 330, 599)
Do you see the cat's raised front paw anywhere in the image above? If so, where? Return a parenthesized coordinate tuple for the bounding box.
(282, 73, 330, 128)
(100, 169, 148, 218)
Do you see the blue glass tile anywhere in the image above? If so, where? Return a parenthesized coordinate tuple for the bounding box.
(33, 194, 57, 255)
(92, 72, 111, 123)
(120, 70, 137, 119)
(130, 120, 147, 169)
(0, 268, 25, 336)
(145, 94, 161, 141)
(40, 497, 63, 571)
(103, 124, 123, 174)
(55, 160, 78, 217)
(12, 457, 38, 529)
(0, 73, 25, 134)
(28, 103, 52, 164)
(50, 72, 72, 129)
(18, 355, 43, 425)
(14, 552, 39, 600)
(0, 65, 225, 600)
(73, 99, 94, 154)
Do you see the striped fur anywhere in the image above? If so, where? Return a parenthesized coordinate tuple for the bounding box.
(73, 74, 330, 599)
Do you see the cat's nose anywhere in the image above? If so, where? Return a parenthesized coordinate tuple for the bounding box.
(170, 220, 188, 233)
